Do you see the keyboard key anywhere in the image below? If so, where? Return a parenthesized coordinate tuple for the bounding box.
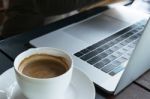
(80, 49, 102, 60)
(119, 48, 127, 53)
(125, 37, 134, 43)
(135, 28, 143, 33)
(105, 49, 114, 55)
(75, 52, 84, 57)
(124, 39, 131, 44)
(117, 57, 128, 63)
(81, 47, 107, 61)
(116, 43, 124, 49)
(97, 46, 108, 52)
(121, 32, 132, 39)
(128, 37, 135, 43)
(87, 41, 104, 51)
(127, 30, 134, 37)
(114, 45, 120, 51)
(129, 35, 139, 41)
(80, 48, 90, 54)
(107, 55, 117, 61)
(87, 55, 103, 65)
(131, 29, 139, 34)
(115, 37, 124, 42)
(133, 40, 139, 44)
(116, 51, 123, 56)
(109, 66, 124, 76)
(101, 45, 109, 51)
(123, 45, 131, 50)
(102, 58, 111, 65)
(94, 62, 105, 69)
(128, 43, 136, 48)
(100, 52, 108, 58)
(108, 42, 114, 47)
(134, 33, 141, 38)
(112, 52, 121, 58)
(96, 47, 104, 52)
(112, 60, 122, 66)
(87, 45, 99, 51)
(87, 38, 111, 51)
(120, 41, 128, 46)
(110, 46, 119, 52)
(113, 44, 124, 51)
(128, 29, 136, 34)
(101, 64, 117, 73)
(87, 51, 109, 64)
(112, 39, 119, 44)
(137, 32, 142, 37)
(125, 46, 134, 51)
(136, 26, 144, 31)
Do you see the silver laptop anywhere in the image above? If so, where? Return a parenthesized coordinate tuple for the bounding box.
(30, 6, 150, 94)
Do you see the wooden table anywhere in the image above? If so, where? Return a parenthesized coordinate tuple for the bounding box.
(0, 6, 150, 99)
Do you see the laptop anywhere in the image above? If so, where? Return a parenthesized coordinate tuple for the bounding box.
(30, 6, 150, 94)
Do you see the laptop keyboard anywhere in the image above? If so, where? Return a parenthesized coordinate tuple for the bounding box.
(74, 20, 147, 76)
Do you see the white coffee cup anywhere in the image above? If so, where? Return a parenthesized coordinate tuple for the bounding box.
(14, 47, 73, 99)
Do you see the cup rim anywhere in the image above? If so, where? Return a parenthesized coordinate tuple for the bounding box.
(14, 47, 73, 81)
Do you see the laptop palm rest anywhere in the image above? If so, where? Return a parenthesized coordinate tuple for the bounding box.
(30, 30, 89, 54)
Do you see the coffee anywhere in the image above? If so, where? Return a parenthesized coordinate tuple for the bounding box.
(19, 54, 69, 78)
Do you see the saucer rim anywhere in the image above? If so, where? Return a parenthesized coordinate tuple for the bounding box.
(0, 67, 96, 99)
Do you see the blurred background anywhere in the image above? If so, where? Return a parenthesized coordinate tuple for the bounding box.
(0, 0, 149, 38)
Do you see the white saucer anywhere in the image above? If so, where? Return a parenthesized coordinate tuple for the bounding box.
(0, 68, 95, 99)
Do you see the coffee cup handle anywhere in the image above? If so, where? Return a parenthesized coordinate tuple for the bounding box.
(0, 82, 18, 99)
(0, 90, 9, 99)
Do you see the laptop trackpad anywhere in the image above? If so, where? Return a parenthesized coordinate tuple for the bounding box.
(30, 31, 89, 54)
(63, 14, 128, 45)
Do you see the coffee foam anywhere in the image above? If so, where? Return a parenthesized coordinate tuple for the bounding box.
(19, 54, 69, 78)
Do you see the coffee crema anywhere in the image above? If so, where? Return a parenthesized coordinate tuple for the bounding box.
(19, 54, 69, 78)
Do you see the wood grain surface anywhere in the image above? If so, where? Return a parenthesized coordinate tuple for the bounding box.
(108, 84, 150, 99)
(136, 70, 150, 91)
